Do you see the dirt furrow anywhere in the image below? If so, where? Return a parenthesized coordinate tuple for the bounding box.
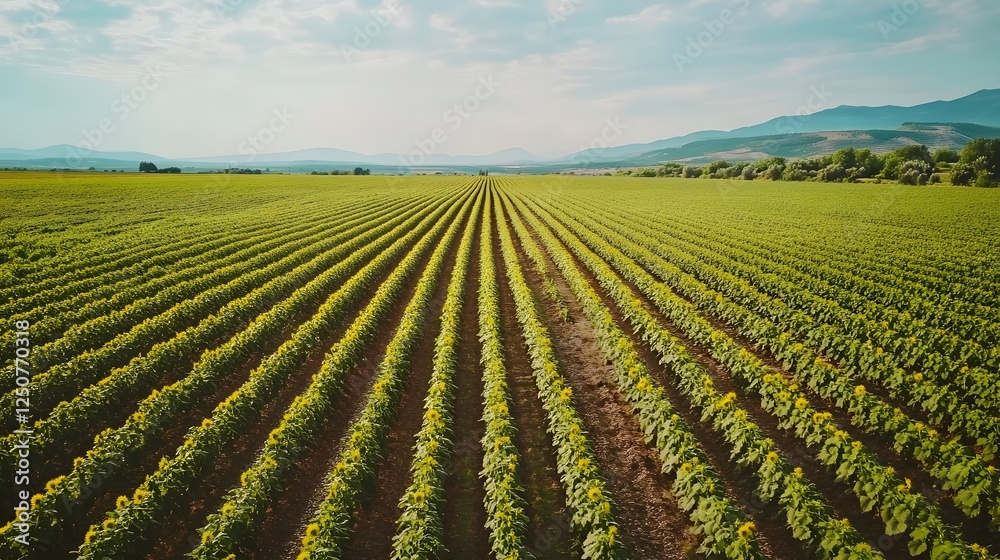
(493, 215, 576, 560)
(577, 243, 915, 559)
(539, 198, 1000, 554)
(512, 200, 814, 560)
(340, 220, 464, 560)
(239, 241, 449, 560)
(507, 209, 700, 560)
(440, 226, 489, 559)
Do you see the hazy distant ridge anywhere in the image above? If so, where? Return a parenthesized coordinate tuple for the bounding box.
(2, 89, 998, 169)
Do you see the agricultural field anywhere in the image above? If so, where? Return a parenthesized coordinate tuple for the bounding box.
(1, 172, 1000, 560)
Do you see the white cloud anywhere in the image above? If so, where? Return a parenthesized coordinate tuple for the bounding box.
(0, 0, 59, 13)
(605, 4, 674, 24)
(428, 12, 474, 48)
(428, 13, 456, 32)
(771, 51, 857, 75)
(2, 0, 998, 157)
(764, 0, 820, 19)
(874, 31, 961, 56)
(476, 0, 519, 6)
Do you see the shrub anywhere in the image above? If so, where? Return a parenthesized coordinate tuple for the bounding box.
(754, 157, 786, 173)
(781, 168, 808, 182)
(682, 166, 703, 178)
(950, 163, 976, 186)
(932, 148, 959, 164)
(974, 171, 999, 188)
(898, 160, 933, 185)
(959, 139, 1000, 176)
(706, 160, 730, 174)
(659, 163, 684, 177)
(817, 164, 848, 182)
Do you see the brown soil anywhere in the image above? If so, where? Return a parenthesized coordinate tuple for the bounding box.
(32, 318, 253, 488)
(516, 199, 810, 560)
(340, 215, 466, 559)
(241, 329, 401, 558)
(233, 232, 454, 560)
(17, 235, 371, 495)
(652, 251, 1000, 551)
(504, 200, 700, 560)
(603, 206, 971, 446)
(493, 214, 577, 560)
(33, 217, 382, 481)
(440, 224, 490, 559)
(142, 319, 338, 559)
(546, 199, 1000, 556)
(27, 332, 278, 560)
(573, 240, 914, 560)
(40, 216, 438, 559)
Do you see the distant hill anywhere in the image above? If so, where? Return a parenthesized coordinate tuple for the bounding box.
(601, 123, 1000, 167)
(183, 146, 539, 166)
(0, 145, 541, 169)
(3, 89, 999, 172)
(721, 89, 1000, 137)
(0, 145, 164, 163)
(562, 89, 1000, 163)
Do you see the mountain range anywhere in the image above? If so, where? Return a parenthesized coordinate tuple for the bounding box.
(3, 89, 999, 172)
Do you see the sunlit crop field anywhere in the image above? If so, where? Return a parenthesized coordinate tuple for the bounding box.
(1, 172, 998, 560)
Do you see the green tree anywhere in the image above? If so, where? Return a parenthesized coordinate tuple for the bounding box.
(831, 148, 858, 169)
(895, 145, 934, 164)
(754, 156, 786, 173)
(974, 170, 998, 188)
(932, 148, 959, 164)
(817, 163, 848, 182)
(682, 165, 703, 178)
(706, 160, 730, 174)
(944, 139, 999, 186)
(960, 139, 1000, 175)
(788, 161, 817, 181)
(880, 145, 932, 180)
(719, 162, 748, 179)
(830, 148, 881, 178)
(856, 149, 884, 178)
(660, 163, 683, 177)
(898, 160, 933, 185)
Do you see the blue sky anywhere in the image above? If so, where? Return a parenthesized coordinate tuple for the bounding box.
(1, 0, 998, 158)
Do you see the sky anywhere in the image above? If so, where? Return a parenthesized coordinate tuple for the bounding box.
(1, 0, 998, 159)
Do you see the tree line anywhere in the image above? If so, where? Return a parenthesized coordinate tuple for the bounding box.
(620, 139, 1000, 187)
(310, 167, 371, 175)
(139, 162, 181, 174)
